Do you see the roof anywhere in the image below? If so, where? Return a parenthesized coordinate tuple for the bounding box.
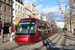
(21, 17, 50, 24)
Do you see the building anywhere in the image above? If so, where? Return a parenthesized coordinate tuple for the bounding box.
(24, 2, 39, 18)
(0, 0, 13, 33)
(41, 15, 50, 22)
(13, 0, 25, 24)
(46, 18, 50, 22)
(24, 6, 32, 18)
(38, 14, 41, 19)
(41, 15, 47, 21)
(56, 21, 65, 29)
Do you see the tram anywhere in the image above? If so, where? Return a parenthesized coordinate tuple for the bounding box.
(15, 18, 57, 44)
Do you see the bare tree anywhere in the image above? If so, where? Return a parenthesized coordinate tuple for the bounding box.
(68, 0, 75, 33)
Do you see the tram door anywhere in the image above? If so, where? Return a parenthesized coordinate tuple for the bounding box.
(38, 23, 50, 39)
(38, 23, 45, 39)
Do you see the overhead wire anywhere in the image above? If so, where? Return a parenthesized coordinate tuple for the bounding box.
(38, 0, 51, 21)
(38, 0, 45, 8)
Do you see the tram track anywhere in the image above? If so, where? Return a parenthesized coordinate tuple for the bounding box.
(49, 31, 64, 50)
(4, 30, 63, 50)
(54, 33, 63, 45)
(60, 32, 67, 50)
(33, 30, 63, 50)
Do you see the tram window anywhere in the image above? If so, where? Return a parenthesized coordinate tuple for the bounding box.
(16, 19, 36, 35)
(47, 24, 50, 34)
(38, 22, 44, 34)
(29, 22, 36, 34)
(51, 25, 54, 33)
(38, 23, 43, 30)
(44, 24, 48, 35)
(44, 24, 50, 34)
(17, 22, 30, 33)
(38, 22, 50, 35)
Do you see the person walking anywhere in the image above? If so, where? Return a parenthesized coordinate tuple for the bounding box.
(8, 26, 11, 36)
(63, 28, 64, 32)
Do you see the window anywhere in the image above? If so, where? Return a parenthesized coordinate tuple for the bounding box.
(41, 17, 43, 20)
(23, 13, 24, 17)
(21, 2, 23, 4)
(23, 8, 24, 11)
(0, 4, 2, 10)
(4, 6, 6, 12)
(8, 0, 10, 4)
(15, 10, 17, 15)
(21, 7, 22, 10)
(38, 22, 50, 36)
(16, 19, 36, 35)
(18, 5, 20, 9)
(18, 11, 20, 15)
(51, 25, 54, 33)
(18, 0, 20, 2)
(4, 15, 6, 21)
(8, 7, 10, 13)
(4, 0, 6, 2)
(15, 4, 17, 8)
(8, 16, 11, 21)
(47, 24, 50, 34)
(0, 14, 2, 20)
(38, 23, 44, 32)
(38, 23, 46, 37)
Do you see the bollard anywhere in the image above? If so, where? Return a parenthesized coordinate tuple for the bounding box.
(9, 37, 13, 41)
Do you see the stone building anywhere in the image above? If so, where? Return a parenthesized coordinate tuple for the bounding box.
(24, 2, 39, 18)
(0, 0, 13, 33)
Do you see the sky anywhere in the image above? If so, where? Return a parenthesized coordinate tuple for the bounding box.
(23, 0, 68, 22)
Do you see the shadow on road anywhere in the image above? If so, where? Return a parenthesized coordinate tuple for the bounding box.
(66, 35, 75, 41)
(42, 38, 60, 50)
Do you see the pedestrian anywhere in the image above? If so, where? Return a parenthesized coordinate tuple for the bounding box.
(63, 28, 64, 32)
(38, 28, 45, 40)
(11, 25, 15, 36)
(8, 26, 11, 36)
(66, 28, 67, 32)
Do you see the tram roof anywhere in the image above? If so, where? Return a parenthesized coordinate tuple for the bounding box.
(21, 17, 50, 24)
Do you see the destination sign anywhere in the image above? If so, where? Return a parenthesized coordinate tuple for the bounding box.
(20, 20, 31, 22)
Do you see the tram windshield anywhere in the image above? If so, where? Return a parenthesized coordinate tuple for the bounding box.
(16, 19, 36, 35)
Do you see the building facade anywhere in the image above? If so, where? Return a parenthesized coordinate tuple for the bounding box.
(41, 15, 47, 21)
(13, 0, 25, 24)
(25, 6, 32, 18)
(24, 2, 39, 18)
(56, 21, 65, 29)
(0, 0, 13, 33)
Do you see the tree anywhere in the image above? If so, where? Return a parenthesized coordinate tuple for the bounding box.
(68, 0, 75, 33)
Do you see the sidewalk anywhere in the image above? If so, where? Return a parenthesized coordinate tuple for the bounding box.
(71, 32, 75, 45)
(69, 32, 75, 45)
(0, 34, 15, 45)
